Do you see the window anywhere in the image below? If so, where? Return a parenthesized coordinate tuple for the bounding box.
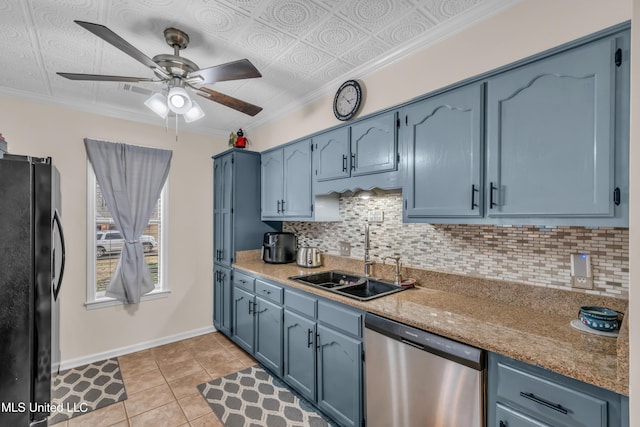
(86, 163, 169, 308)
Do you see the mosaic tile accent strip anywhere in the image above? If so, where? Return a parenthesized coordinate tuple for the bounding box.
(198, 365, 331, 427)
(48, 358, 127, 425)
(285, 192, 629, 299)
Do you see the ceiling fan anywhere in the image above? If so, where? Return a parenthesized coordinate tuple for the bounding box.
(57, 21, 263, 120)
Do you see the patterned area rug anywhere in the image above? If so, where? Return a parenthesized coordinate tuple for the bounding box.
(48, 358, 127, 425)
(198, 365, 331, 427)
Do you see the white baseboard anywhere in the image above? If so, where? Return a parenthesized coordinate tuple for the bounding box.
(59, 325, 218, 371)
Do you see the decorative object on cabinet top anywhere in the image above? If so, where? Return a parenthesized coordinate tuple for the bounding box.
(333, 80, 363, 121)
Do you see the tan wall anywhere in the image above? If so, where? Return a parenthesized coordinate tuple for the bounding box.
(0, 96, 227, 364)
(251, 0, 637, 422)
(250, 0, 631, 150)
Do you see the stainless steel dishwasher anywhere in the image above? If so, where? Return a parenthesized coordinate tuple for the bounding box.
(365, 313, 486, 427)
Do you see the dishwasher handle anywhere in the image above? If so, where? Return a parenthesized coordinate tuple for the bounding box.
(365, 312, 485, 371)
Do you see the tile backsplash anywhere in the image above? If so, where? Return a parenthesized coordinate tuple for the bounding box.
(284, 192, 629, 299)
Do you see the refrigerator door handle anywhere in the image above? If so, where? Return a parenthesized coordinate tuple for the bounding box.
(52, 209, 65, 301)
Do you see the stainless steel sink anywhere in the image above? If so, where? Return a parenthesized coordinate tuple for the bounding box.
(289, 270, 407, 301)
(289, 270, 362, 288)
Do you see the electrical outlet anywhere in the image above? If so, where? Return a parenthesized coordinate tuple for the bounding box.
(367, 211, 384, 223)
(339, 241, 351, 256)
(570, 253, 594, 290)
(572, 276, 594, 290)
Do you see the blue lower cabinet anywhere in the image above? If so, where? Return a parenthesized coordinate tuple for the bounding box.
(213, 264, 232, 336)
(316, 324, 363, 427)
(254, 297, 283, 375)
(489, 353, 628, 427)
(283, 310, 316, 401)
(232, 286, 255, 353)
(231, 271, 364, 427)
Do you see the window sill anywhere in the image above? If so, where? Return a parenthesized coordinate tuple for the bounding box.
(85, 289, 171, 310)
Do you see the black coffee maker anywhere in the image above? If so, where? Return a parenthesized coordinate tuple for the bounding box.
(262, 232, 296, 264)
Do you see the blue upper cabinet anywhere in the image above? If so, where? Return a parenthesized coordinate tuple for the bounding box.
(401, 29, 629, 226)
(313, 110, 401, 195)
(350, 110, 397, 176)
(261, 149, 284, 219)
(314, 127, 350, 182)
(404, 83, 483, 219)
(213, 154, 233, 265)
(214, 149, 278, 267)
(261, 140, 313, 220)
(486, 36, 622, 222)
(283, 140, 313, 218)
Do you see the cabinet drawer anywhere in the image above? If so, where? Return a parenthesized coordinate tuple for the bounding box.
(233, 271, 255, 292)
(317, 300, 362, 337)
(496, 403, 551, 427)
(284, 289, 316, 318)
(496, 362, 607, 427)
(255, 279, 283, 304)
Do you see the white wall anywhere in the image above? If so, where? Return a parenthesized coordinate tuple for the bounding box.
(0, 96, 228, 365)
(251, 0, 637, 422)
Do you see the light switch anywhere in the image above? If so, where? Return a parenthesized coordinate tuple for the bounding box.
(570, 253, 593, 289)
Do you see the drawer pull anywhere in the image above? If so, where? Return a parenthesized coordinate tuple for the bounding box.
(262, 289, 271, 294)
(519, 392, 568, 415)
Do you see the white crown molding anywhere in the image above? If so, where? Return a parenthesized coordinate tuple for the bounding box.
(244, 0, 520, 133)
(2, 0, 519, 138)
(0, 86, 229, 138)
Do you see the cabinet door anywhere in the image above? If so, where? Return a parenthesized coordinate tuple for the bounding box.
(313, 127, 350, 181)
(219, 155, 234, 266)
(213, 264, 232, 336)
(316, 324, 362, 427)
(232, 286, 255, 353)
(213, 267, 222, 329)
(254, 297, 283, 375)
(283, 140, 312, 218)
(283, 310, 316, 402)
(261, 149, 284, 218)
(496, 404, 552, 427)
(351, 111, 398, 176)
(405, 84, 483, 218)
(486, 37, 616, 218)
(212, 157, 224, 263)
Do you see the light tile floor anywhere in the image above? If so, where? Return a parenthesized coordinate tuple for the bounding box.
(52, 332, 256, 427)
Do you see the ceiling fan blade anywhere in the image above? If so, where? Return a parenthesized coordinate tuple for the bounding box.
(197, 87, 263, 116)
(188, 59, 262, 84)
(57, 72, 154, 82)
(74, 20, 159, 71)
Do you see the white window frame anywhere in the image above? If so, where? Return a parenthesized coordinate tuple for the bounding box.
(86, 162, 170, 309)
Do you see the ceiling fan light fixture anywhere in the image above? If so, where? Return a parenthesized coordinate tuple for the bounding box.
(183, 100, 205, 123)
(167, 86, 192, 114)
(144, 92, 169, 118)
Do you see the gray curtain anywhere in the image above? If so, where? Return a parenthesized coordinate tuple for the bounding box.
(85, 139, 172, 304)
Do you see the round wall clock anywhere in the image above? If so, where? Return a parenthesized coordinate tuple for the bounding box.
(333, 80, 362, 121)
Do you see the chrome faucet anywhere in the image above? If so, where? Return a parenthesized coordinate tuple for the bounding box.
(364, 221, 374, 277)
(382, 255, 402, 285)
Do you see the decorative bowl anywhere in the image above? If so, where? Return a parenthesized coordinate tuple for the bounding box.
(578, 306, 620, 331)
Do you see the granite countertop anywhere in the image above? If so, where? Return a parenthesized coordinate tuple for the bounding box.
(233, 250, 629, 396)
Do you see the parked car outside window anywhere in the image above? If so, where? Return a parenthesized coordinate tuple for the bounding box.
(96, 230, 157, 258)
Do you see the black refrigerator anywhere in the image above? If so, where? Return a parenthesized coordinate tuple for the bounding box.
(0, 154, 65, 426)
